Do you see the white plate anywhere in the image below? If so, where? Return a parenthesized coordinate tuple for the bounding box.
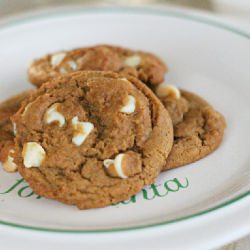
(0, 6, 249, 250)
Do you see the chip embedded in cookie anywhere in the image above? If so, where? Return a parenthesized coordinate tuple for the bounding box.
(155, 83, 226, 170)
(0, 90, 33, 172)
(12, 71, 173, 209)
(28, 45, 167, 88)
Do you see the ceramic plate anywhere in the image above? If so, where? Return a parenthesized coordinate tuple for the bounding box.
(0, 6, 249, 250)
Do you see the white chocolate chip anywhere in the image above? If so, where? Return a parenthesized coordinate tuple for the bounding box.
(156, 83, 181, 99)
(67, 60, 78, 70)
(113, 154, 127, 179)
(119, 78, 128, 81)
(13, 122, 17, 136)
(28, 65, 42, 76)
(103, 159, 115, 168)
(120, 95, 136, 114)
(51, 52, 66, 67)
(71, 116, 94, 146)
(44, 103, 65, 127)
(59, 67, 67, 74)
(123, 55, 141, 67)
(22, 142, 46, 168)
(22, 102, 32, 117)
(104, 153, 128, 179)
(3, 150, 17, 173)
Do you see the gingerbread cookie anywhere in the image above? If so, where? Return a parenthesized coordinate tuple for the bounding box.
(12, 71, 173, 209)
(0, 90, 33, 172)
(155, 83, 226, 170)
(28, 45, 167, 88)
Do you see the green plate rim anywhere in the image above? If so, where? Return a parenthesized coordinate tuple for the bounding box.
(0, 6, 249, 234)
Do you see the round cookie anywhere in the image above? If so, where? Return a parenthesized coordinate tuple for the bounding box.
(28, 45, 167, 88)
(156, 84, 226, 170)
(12, 71, 173, 209)
(0, 90, 33, 172)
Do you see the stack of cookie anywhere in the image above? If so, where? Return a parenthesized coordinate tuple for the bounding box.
(0, 45, 226, 209)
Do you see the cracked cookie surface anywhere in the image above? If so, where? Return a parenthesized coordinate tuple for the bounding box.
(12, 71, 173, 209)
(28, 45, 167, 88)
(160, 90, 226, 170)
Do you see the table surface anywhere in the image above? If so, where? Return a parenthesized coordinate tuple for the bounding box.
(0, 1, 249, 249)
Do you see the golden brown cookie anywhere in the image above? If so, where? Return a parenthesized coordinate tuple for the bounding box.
(12, 71, 173, 209)
(156, 84, 226, 170)
(0, 90, 33, 172)
(28, 45, 167, 88)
